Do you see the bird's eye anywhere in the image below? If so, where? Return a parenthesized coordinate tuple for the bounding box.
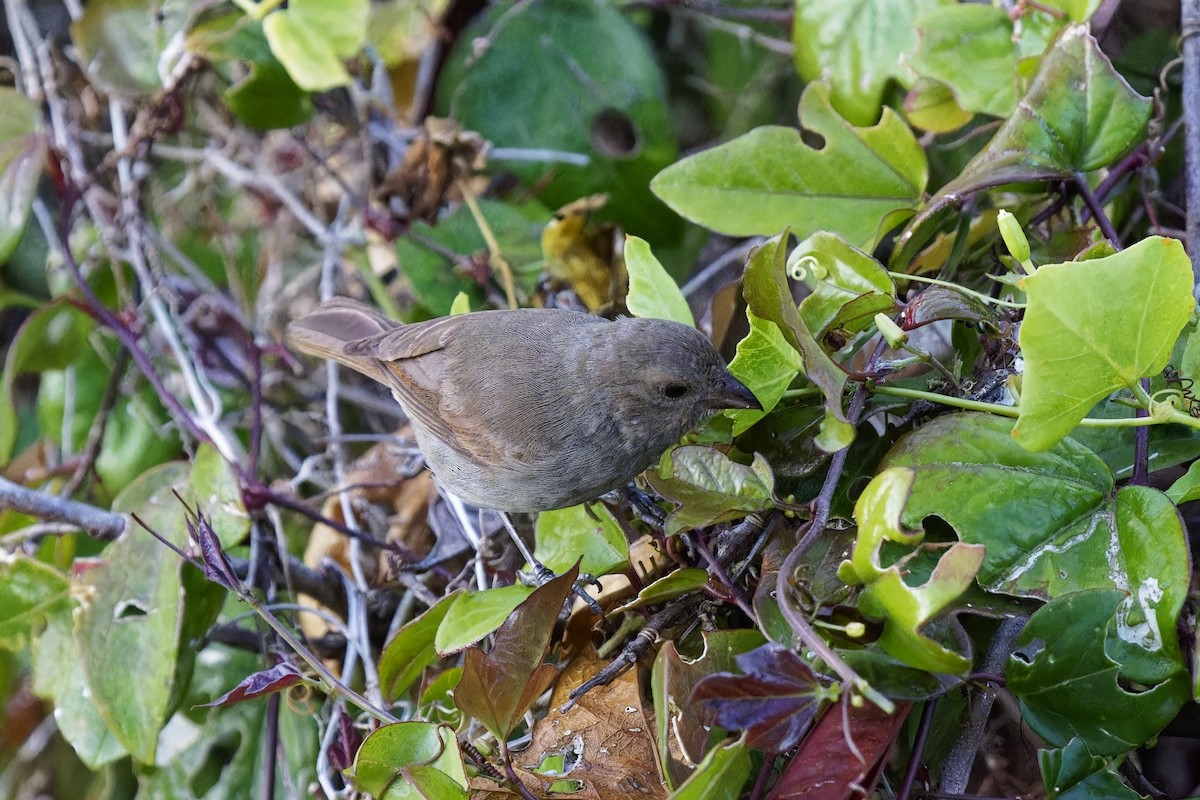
(663, 383, 689, 399)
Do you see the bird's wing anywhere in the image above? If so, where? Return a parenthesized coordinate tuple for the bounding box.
(343, 315, 469, 455)
(286, 297, 400, 385)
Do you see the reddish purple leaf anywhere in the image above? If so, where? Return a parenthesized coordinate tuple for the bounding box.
(691, 644, 826, 753)
(768, 699, 911, 800)
(327, 706, 364, 772)
(197, 662, 311, 708)
(178, 492, 240, 590)
(455, 564, 579, 742)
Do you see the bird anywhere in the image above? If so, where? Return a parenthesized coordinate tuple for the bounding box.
(286, 297, 761, 513)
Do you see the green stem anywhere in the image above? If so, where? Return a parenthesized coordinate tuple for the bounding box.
(240, 589, 397, 723)
(781, 387, 823, 400)
(886, 272, 1026, 309)
(873, 386, 1019, 417)
(1130, 380, 1155, 407)
(873, 385, 1175, 429)
(1131, 380, 1200, 432)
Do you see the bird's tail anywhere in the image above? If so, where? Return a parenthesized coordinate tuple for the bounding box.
(286, 297, 399, 383)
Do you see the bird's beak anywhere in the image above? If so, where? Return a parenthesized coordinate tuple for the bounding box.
(712, 372, 762, 411)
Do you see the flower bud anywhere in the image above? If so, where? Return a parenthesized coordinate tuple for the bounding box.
(874, 313, 908, 348)
(997, 210, 1032, 267)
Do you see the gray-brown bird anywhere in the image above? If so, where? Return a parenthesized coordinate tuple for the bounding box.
(287, 298, 761, 513)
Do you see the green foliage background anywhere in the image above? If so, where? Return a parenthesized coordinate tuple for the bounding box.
(1, 1, 1197, 799)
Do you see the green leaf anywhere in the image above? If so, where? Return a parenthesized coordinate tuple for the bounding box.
(882, 413, 1190, 620)
(262, 0, 369, 91)
(615, 568, 710, 613)
(1008, 589, 1190, 756)
(433, 584, 534, 655)
(645, 446, 774, 536)
(651, 83, 927, 250)
(902, 79, 973, 134)
(894, 25, 1151, 265)
(3, 301, 95, 465)
(1166, 458, 1200, 504)
(71, 0, 193, 96)
(742, 233, 853, 449)
(92, 384, 183, 495)
(726, 310, 804, 435)
(184, 443, 250, 548)
(791, 0, 951, 125)
(1068, 397, 1200, 481)
(395, 200, 548, 317)
(1014, 237, 1194, 450)
(624, 235, 694, 325)
(379, 593, 458, 702)
(667, 736, 751, 800)
(32, 614, 128, 768)
(77, 462, 222, 763)
(140, 643, 320, 797)
(534, 503, 628, 577)
(449, 291, 471, 316)
(1039, 739, 1144, 800)
(838, 468, 983, 674)
(226, 60, 313, 129)
(910, 4, 1026, 118)
(793, 231, 898, 342)
(0, 88, 45, 264)
(0, 554, 74, 651)
(347, 722, 467, 800)
(435, 0, 679, 243)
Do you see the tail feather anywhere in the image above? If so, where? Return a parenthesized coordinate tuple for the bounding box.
(286, 298, 400, 383)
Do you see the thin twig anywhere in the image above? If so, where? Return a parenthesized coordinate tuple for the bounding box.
(0, 476, 126, 539)
(1073, 173, 1123, 250)
(896, 697, 937, 800)
(1183, 0, 1200, 296)
(32, 197, 213, 449)
(59, 348, 130, 498)
(775, 386, 893, 711)
(459, 178, 517, 309)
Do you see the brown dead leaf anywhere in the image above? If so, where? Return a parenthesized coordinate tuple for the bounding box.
(299, 432, 436, 647)
(541, 194, 627, 312)
(510, 646, 667, 800)
(376, 117, 487, 225)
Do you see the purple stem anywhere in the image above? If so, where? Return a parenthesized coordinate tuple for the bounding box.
(1073, 172, 1123, 250)
(896, 698, 937, 800)
(56, 188, 211, 447)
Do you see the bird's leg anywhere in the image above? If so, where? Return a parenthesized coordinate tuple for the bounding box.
(498, 511, 604, 617)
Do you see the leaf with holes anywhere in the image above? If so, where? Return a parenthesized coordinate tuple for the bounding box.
(651, 83, 926, 250)
(1008, 589, 1189, 756)
(838, 468, 984, 674)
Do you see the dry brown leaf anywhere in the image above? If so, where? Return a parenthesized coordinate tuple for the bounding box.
(298, 432, 436, 647)
(376, 117, 487, 224)
(541, 194, 626, 311)
(508, 646, 667, 800)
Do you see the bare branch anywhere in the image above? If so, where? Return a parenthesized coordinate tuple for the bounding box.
(0, 476, 126, 540)
(1184, 0, 1200, 295)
